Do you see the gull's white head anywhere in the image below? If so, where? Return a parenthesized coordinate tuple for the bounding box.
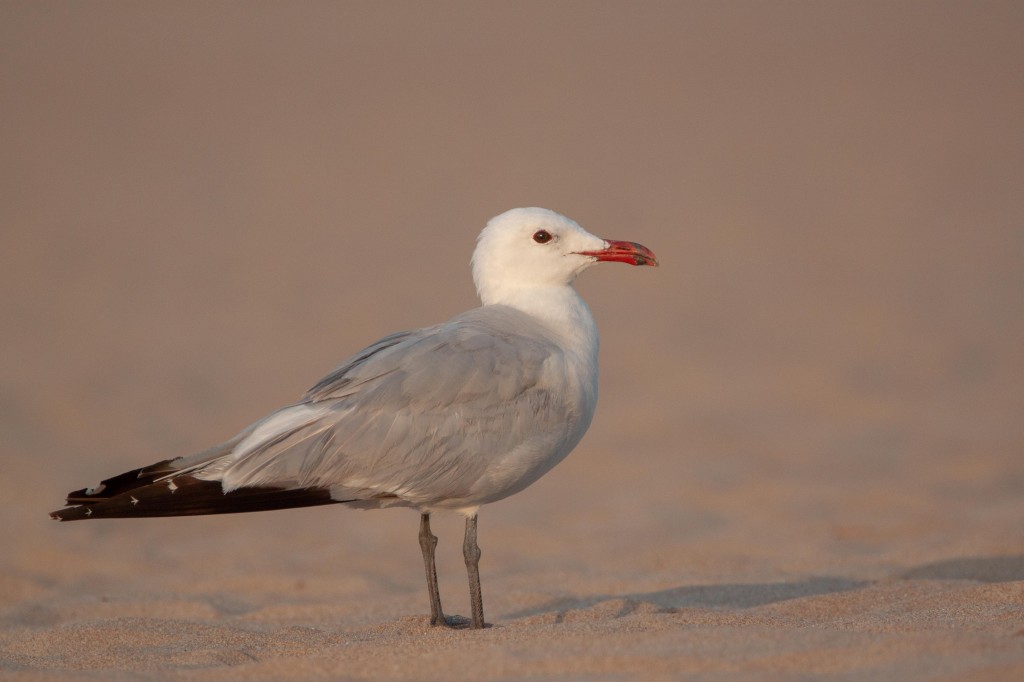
(472, 207, 658, 306)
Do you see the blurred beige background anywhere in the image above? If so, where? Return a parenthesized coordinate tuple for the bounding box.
(2, 1, 1023, 678)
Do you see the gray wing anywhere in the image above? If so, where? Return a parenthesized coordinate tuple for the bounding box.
(199, 306, 584, 509)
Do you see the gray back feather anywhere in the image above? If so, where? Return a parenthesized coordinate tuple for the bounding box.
(209, 306, 588, 508)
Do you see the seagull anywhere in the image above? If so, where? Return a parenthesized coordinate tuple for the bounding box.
(50, 207, 658, 629)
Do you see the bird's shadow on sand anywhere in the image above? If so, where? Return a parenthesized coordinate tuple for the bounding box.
(503, 554, 1024, 621)
(896, 554, 1024, 583)
(504, 576, 867, 621)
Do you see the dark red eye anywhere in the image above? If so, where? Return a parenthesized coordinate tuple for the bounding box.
(533, 230, 552, 244)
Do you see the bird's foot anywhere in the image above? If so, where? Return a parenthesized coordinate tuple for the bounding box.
(433, 614, 487, 629)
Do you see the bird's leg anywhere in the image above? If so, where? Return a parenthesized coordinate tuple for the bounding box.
(463, 513, 485, 629)
(418, 512, 445, 626)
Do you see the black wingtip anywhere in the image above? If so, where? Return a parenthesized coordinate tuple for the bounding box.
(49, 507, 86, 521)
(49, 475, 346, 521)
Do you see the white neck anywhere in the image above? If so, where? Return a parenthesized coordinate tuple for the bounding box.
(482, 284, 600, 362)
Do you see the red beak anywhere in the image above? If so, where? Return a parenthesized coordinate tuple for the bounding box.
(576, 239, 659, 267)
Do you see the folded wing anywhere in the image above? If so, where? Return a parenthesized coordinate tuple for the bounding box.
(51, 306, 580, 519)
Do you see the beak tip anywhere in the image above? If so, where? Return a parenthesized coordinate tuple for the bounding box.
(575, 239, 658, 267)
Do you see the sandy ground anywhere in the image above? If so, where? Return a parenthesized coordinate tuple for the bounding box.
(2, 2, 1023, 679)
